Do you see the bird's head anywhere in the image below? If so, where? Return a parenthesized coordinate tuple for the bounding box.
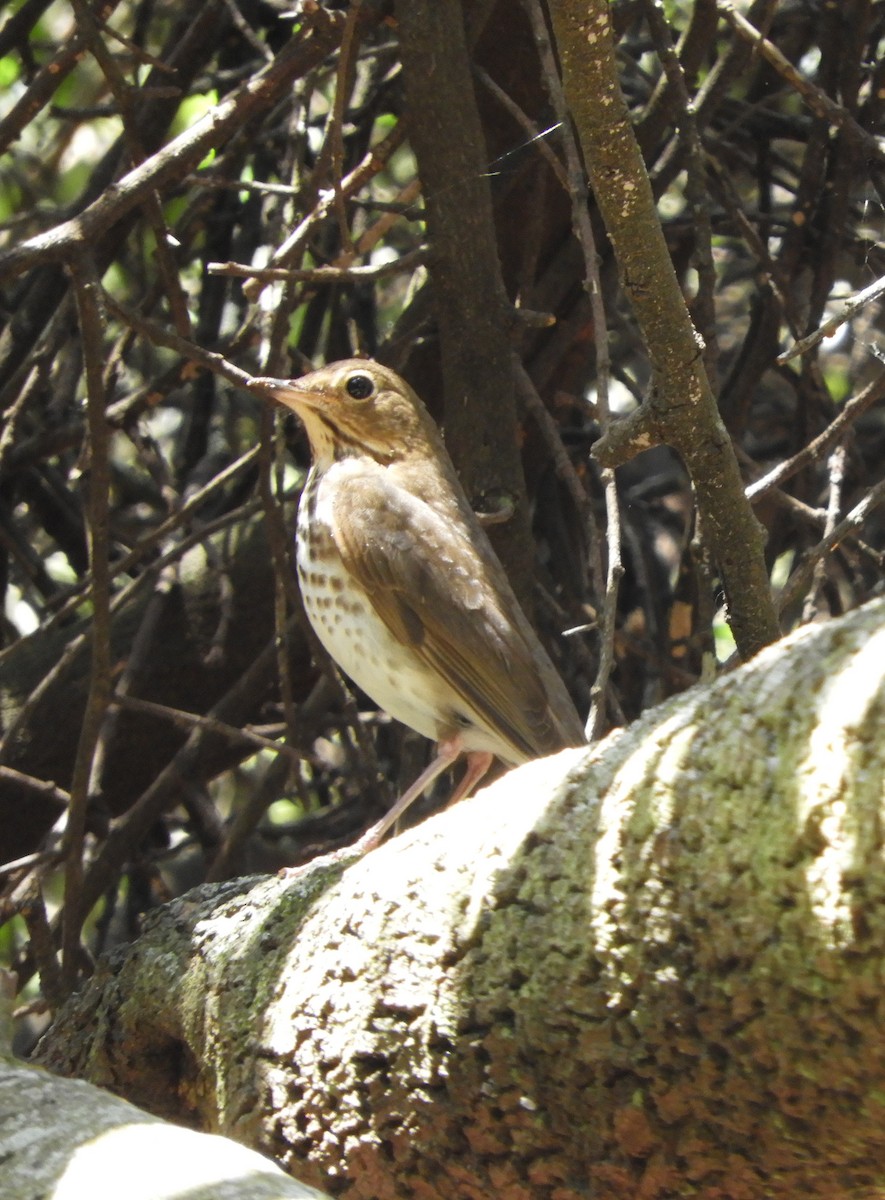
(250, 360, 441, 469)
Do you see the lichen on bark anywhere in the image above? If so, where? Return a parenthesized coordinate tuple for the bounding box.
(36, 599, 885, 1200)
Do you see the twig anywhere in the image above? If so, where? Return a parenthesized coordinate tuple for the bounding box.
(800, 443, 847, 623)
(0, 498, 264, 759)
(17, 877, 65, 1012)
(0, 13, 345, 281)
(206, 750, 293, 882)
(111, 693, 308, 764)
(339, 178, 423, 262)
(0, 0, 125, 157)
(104, 293, 262, 392)
(258, 406, 303, 756)
(0, 767, 71, 812)
(207, 246, 428, 283)
(512, 358, 593, 533)
(472, 63, 569, 190)
(717, 1, 885, 168)
(62, 253, 114, 991)
(93, 11, 178, 72)
(0, 293, 267, 634)
(70, 0, 193, 338)
(644, 0, 719, 377)
(77, 616, 304, 916)
(779, 273, 885, 363)
(0, 848, 61, 883)
(747, 369, 885, 501)
(31, 444, 258, 639)
(242, 120, 407, 302)
(525, 0, 622, 739)
(89, 568, 178, 793)
(776, 474, 885, 617)
(219, 0, 273, 61)
(330, 0, 363, 254)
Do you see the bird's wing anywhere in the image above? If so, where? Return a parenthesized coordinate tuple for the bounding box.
(328, 466, 581, 760)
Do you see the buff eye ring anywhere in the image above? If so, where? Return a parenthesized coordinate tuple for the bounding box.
(345, 373, 375, 400)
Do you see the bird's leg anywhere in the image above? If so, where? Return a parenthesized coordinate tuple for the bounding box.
(281, 742, 495, 878)
(355, 737, 464, 852)
(357, 743, 495, 852)
(446, 750, 494, 807)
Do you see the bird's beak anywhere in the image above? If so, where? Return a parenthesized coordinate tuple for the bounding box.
(249, 376, 316, 416)
(250, 376, 301, 398)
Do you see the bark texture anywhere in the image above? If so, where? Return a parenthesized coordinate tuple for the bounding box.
(36, 598, 885, 1200)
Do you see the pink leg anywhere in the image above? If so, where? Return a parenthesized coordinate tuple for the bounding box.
(354, 737, 464, 852)
(358, 741, 493, 851)
(281, 741, 495, 876)
(446, 750, 494, 807)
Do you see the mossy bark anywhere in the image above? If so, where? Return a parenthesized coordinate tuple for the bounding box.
(37, 599, 885, 1200)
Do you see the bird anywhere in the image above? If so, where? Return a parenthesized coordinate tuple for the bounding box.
(249, 359, 585, 853)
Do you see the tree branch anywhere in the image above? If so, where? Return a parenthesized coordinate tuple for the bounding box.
(0, 15, 344, 280)
(35, 598, 885, 1200)
(545, 0, 781, 659)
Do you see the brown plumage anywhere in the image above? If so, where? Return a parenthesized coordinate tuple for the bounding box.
(251, 359, 584, 848)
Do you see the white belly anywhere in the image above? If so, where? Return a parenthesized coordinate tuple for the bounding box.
(296, 482, 448, 743)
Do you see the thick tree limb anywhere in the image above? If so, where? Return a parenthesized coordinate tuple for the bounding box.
(0, 1057, 331, 1200)
(36, 598, 885, 1200)
(545, 0, 781, 660)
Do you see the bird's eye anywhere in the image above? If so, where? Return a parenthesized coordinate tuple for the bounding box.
(344, 372, 375, 400)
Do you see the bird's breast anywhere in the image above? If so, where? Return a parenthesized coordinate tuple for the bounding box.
(296, 468, 455, 745)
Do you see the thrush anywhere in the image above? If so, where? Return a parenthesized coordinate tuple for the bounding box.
(251, 359, 585, 851)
